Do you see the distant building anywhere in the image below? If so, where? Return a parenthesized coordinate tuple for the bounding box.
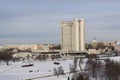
(4, 44, 37, 51)
(91, 38, 98, 49)
(88, 49, 101, 54)
(0, 45, 3, 51)
(115, 41, 120, 52)
(92, 38, 97, 43)
(61, 18, 85, 52)
(3, 44, 59, 53)
(104, 42, 115, 47)
(12, 52, 32, 59)
(36, 44, 49, 50)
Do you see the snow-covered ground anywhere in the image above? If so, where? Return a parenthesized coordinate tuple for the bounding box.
(1, 56, 120, 80)
(0, 59, 87, 80)
(110, 56, 120, 61)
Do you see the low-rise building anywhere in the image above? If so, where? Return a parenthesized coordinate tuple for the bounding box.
(12, 52, 32, 59)
(104, 42, 115, 47)
(4, 44, 37, 51)
(3, 44, 59, 52)
(0, 45, 3, 51)
(88, 49, 102, 54)
(115, 41, 120, 52)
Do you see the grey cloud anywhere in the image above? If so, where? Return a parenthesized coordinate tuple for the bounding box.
(0, 0, 120, 44)
(0, 12, 60, 44)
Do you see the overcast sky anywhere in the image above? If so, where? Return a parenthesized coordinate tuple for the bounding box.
(0, 0, 120, 45)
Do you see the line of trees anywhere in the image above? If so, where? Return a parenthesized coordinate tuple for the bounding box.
(84, 58, 120, 80)
(70, 55, 120, 80)
(36, 54, 61, 61)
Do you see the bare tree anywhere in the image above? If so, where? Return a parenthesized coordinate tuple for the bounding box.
(69, 64, 76, 73)
(105, 59, 120, 80)
(0, 49, 14, 65)
(58, 66, 64, 75)
(53, 68, 58, 75)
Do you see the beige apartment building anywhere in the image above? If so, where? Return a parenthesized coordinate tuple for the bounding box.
(4, 44, 38, 51)
(4, 44, 55, 52)
(61, 19, 85, 52)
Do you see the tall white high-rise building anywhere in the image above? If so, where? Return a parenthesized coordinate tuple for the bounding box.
(61, 19, 85, 52)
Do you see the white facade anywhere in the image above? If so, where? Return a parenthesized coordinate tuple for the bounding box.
(61, 19, 85, 52)
(4, 44, 37, 51)
(115, 41, 120, 52)
(12, 52, 32, 58)
(0, 46, 3, 50)
(3, 44, 51, 52)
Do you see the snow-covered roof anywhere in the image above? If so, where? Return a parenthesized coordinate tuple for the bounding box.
(13, 52, 32, 58)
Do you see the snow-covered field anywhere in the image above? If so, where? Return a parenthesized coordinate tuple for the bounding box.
(0, 59, 87, 80)
(1, 56, 120, 80)
(110, 56, 120, 61)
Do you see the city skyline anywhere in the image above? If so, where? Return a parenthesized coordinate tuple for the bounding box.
(0, 0, 120, 45)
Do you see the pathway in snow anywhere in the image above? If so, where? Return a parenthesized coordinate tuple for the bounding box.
(0, 61, 23, 73)
(24, 58, 88, 80)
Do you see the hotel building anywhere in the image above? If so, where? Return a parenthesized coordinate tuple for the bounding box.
(61, 19, 85, 52)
